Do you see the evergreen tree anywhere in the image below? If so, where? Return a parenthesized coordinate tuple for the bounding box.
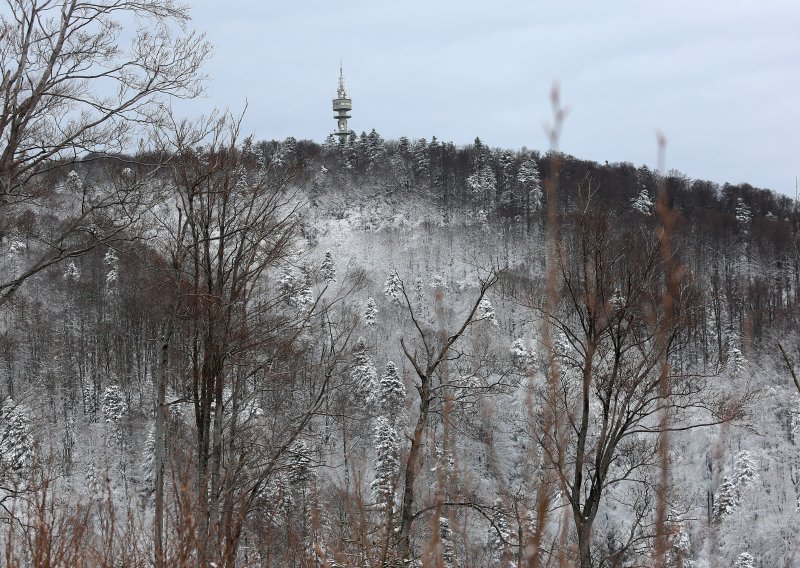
(439, 516, 455, 568)
(510, 337, 536, 370)
(63, 261, 80, 281)
(733, 552, 755, 568)
(101, 384, 127, 424)
(384, 269, 403, 305)
(477, 298, 499, 326)
(0, 398, 32, 480)
(735, 198, 752, 232)
(351, 337, 378, 399)
(370, 416, 400, 504)
(631, 186, 654, 214)
(101, 384, 127, 448)
(714, 451, 758, 521)
(377, 361, 405, 417)
(280, 266, 312, 308)
(364, 297, 377, 327)
(467, 165, 497, 206)
(321, 250, 336, 282)
(139, 424, 156, 505)
(725, 342, 747, 380)
(85, 463, 103, 499)
(104, 247, 119, 292)
(288, 440, 314, 485)
(790, 394, 800, 445)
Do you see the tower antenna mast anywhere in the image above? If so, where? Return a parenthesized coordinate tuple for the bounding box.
(332, 64, 353, 140)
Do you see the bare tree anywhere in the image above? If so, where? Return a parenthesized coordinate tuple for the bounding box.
(152, 113, 362, 566)
(390, 267, 502, 563)
(527, 212, 750, 567)
(0, 0, 210, 304)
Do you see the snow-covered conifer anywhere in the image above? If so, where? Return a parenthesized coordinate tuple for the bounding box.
(104, 248, 119, 290)
(280, 267, 312, 308)
(288, 441, 314, 485)
(0, 398, 33, 479)
(101, 384, 127, 447)
(725, 343, 747, 380)
(714, 476, 738, 520)
(518, 156, 542, 211)
(714, 451, 758, 521)
(733, 552, 755, 568)
(139, 424, 156, 504)
(790, 394, 800, 445)
(467, 166, 497, 205)
(477, 298, 499, 326)
(665, 510, 693, 567)
(85, 463, 103, 498)
(351, 337, 378, 399)
(732, 450, 757, 486)
(63, 261, 80, 282)
(83, 383, 97, 418)
(370, 416, 399, 504)
(735, 198, 752, 232)
(510, 338, 536, 370)
(321, 250, 336, 282)
(101, 384, 127, 424)
(384, 269, 403, 305)
(439, 516, 455, 568)
(377, 361, 405, 417)
(631, 186, 654, 215)
(364, 297, 377, 326)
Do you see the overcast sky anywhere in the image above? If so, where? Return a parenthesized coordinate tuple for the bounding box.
(184, 1, 799, 196)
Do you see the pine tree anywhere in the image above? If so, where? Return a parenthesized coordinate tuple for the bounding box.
(733, 552, 755, 568)
(370, 416, 400, 504)
(665, 509, 694, 567)
(518, 156, 542, 216)
(439, 516, 455, 568)
(101, 384, 127, 447)
(384, 269, 403, 305)
(477, 298, 499, 326)
(280, 266, 312, 308)
(467, 166, 497, 206)
(364, 297, 377, 326)
(0, 398, 33, 480)
(351, 337, 378, 400)
(104, 248, 119, 291)
(630, 186, 654, 214)
(321, 250, 336, 282)
(288, 441, 314, 485)
(714, 476, 738, 520)
(790, 394, 800, 445)
(85, 463, 103, 499)
(139, 424, 156, 505)
(724, 340, 747, 380)
(101, 384, 127, 424)
(377, 361, 405, 417)
(63, 261, 80, 281)
(713, 451, 758, 521)
(735, 198, 752, 232)
(510, 338, 536, 370)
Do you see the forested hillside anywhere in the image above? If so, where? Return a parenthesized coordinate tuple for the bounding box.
(1, 2, 799, 567)
(1, 124, 798, 567)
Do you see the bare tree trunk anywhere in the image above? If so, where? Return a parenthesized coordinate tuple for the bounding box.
(397, 374, 431, 561)
(153, 324, 171, 567)
(577, 521, 593, 568)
